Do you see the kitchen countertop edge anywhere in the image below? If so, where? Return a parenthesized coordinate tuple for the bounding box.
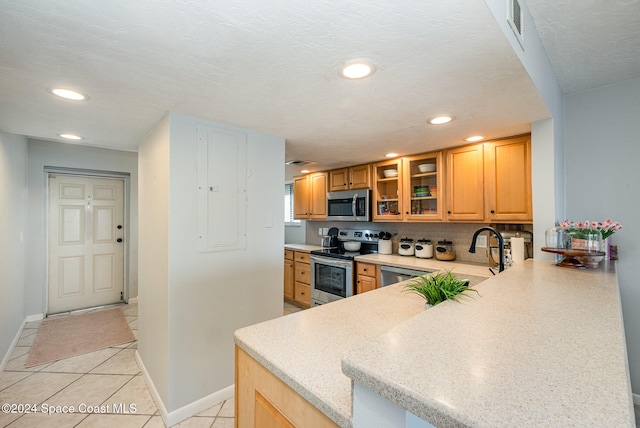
(341, 260, 634, 427)
(234, 335, 353, 428)
(284, 243, 324, 252)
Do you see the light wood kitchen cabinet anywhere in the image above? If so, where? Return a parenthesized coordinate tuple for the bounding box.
(284, 250, 294, 301)
(372, 158, 403, 222)
(329, 164, 371, 191)
(356, 262, 378, 294)
(484, 135, 532, 222)
(236, 346, 338, 428)
(293, 172, 327, 220)
(402, 152, 444, 221)
(292, 252, 311, 307)
(445, 143, 485, 221)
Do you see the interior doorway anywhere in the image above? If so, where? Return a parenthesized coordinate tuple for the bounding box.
(47, 173, 126, 314)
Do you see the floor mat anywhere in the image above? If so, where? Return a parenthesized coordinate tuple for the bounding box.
(25, 307, 135, 368)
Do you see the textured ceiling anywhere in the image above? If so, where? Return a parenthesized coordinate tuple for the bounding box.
(2, 0, 615, 178)
(526, 0, 640, 95)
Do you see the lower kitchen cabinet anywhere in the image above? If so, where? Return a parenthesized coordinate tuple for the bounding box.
(356, 262, 378, 294)
(284, 250, 294, 301)
(284, 251, 310, 308)
(236, 346, 338, 428)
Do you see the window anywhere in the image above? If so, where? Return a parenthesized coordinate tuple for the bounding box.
(285, 183, 300, 225)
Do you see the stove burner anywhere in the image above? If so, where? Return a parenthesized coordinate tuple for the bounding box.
(311, 245, 377, 261)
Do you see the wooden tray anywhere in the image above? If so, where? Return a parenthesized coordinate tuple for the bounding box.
(541, 247, 605, 269)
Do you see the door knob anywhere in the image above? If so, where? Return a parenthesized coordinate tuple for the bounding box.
(117, 225, 123, 229)
(117, 238, 123, 243)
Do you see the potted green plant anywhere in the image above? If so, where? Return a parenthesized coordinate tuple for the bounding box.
(403, 270, 478, 309)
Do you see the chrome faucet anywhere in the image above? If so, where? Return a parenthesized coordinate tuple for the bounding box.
(469, 227, 505, 273)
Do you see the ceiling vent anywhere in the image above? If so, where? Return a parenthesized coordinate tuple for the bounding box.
(507, 0, 524, 49)
(285, 160, 315, 166)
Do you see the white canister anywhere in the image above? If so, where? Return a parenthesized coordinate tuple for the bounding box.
(415, 240, 433, 258)
(378, 239, 392, 255)
(398, 238, 415, 256)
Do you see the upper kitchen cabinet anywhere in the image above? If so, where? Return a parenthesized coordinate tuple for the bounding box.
(402, 152, 444, 221)
(484, 135, 532, 222)
(372, 158, 403, 222)
(445, 144, 485, 221)
(293, 172, 327, 220)
(329, 164, 371, 192)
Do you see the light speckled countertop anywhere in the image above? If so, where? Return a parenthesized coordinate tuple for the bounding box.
(355, 253, 494, 278)
(284, 243, 324, 252)
(235, 260, 633, 427)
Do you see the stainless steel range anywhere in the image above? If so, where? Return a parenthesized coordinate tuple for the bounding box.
(310, 229, 381, 307)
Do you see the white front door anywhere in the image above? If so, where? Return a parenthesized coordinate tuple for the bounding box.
(48, 174, 125, 314)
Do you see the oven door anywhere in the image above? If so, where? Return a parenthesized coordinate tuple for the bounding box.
(310, 255, 353, 305)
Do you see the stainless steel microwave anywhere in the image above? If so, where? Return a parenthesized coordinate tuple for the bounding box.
(326, 190, 370, 222)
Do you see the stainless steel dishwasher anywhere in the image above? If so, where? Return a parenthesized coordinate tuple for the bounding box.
(380, 265, 431, 286)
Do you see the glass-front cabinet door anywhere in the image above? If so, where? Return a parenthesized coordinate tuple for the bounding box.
(402, 152, 444, 221)
(372, 158, 403, 222)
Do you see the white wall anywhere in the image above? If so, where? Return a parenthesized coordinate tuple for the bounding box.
(138, 112, 285, 417)
(25, 139, 138, 315)
(0, 132, 27, 364)
(285, 222, 306, 244)
(530, 118, 556, 261)
(137, 115, 171, 407)
(564, 78, 640, 394)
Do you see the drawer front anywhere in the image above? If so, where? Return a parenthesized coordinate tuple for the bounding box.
(357, 262, 376, 277)
(294, 283, 310, 305)
(294, 252, 310, 263)
(294, 263, 310, 284)
(284, 249, 294, 260)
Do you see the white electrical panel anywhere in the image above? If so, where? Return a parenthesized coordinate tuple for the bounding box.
(197, 124, 247, 252)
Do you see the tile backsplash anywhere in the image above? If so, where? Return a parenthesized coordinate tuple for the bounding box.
(306, 221, 533, 265)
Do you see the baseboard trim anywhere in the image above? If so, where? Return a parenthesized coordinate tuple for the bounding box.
(167, 383, 234, 426)
(134, 350, 234, 427)
(25, 313, 44, 323)
(0, 313, 44, 373)
(633, 392, 639, 406)
(135, 350, 169, 426)
(127, 297, 138, 304)
(0, 320, 26, 374)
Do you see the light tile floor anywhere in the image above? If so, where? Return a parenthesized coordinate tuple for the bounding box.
(0, 301, 303, 428)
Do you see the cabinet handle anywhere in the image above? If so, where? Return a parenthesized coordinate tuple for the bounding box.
(363, 268, 367, 272)
(447, 210, 451, 214)
(490, 210, 495, 214)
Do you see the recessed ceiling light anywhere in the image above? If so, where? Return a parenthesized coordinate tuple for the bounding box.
(427, 115, 455, 125)
(385, 153, 399, 158)
(465, 135, 485, 142)
(340, 59, 376, 79)
(51, 88, 88, 101)
(300, 169, 311, 174)
(59, 133, 83, 140)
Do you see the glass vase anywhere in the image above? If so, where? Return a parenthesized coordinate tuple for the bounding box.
(569, 230, 603, 268)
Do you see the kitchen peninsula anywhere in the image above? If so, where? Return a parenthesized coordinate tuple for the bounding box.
(234, 260, 634, 427)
